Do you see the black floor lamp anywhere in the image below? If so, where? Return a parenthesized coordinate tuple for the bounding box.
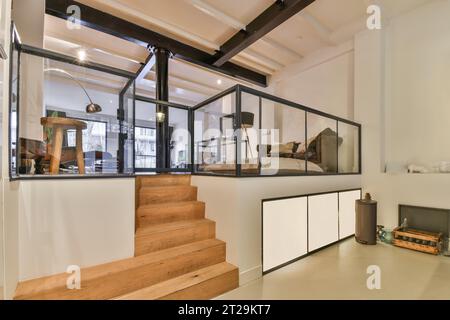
(240, 112, 254, 162)
(220, 112, 255, 162)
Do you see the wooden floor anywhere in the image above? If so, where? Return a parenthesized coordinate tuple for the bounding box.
(14, 174, 238, 300)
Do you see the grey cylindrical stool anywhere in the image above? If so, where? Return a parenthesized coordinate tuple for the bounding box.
(355, 193, 378, 245)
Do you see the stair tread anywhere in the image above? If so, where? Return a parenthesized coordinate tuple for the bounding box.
(140, 185, 196, 192)
(15, 239, 225, 299)
(136, 219, 214, 237)
(138, 200, 204, 211)
(138, 175, 191, 187)
(114, 262, 237, 300)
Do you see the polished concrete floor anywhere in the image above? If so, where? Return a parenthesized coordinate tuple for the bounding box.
(218, 239, 450, 300)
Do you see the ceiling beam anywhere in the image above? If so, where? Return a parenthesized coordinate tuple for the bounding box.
(45, 35, 143, 65)
(260, 37, 303, 60)
(45, 0, 267, 87)
(212, 0, 315, 67)
(239, 49, 285, 71)
(187, 0, 303, 60)
(188, 0, 246, 31)
(94, 0, 219, 51)
(297, 12, 335, 46)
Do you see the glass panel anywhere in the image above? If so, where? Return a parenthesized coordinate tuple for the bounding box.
(307, 113, 338, 174)
(240, 92, 260, 176)
(16, 52, 131, 176)
(260, 98, 306, 176)
(194, 93, 236, 175)
(66, 119, 107, 152)
(169, 107, 189, 169)
(9, 43, 18, 177)
(135, 100, 156, 170)
(338, 122, 360, 173)
(135, 78, 155, 100)
(122, 83, 135, 174)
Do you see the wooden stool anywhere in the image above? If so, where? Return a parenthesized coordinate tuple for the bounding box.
(41, 117, 87, 175)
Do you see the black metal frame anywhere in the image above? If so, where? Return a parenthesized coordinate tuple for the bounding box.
(8, 25, 362, 180)
(261, 188, 362, 275)
(192, 84, 362, 178)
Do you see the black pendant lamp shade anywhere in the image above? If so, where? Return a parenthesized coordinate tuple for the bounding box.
(86, 103, 102, 114)
(240, 112, 254, 129)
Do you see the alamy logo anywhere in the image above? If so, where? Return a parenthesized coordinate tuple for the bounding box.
(66, 5, 81, 30)
(367, 5, 382, 30)
(366, 265, 381, 290)
(66, 265, 81, 290)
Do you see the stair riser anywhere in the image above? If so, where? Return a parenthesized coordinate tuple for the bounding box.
(16, 243, 226, 300)
(160, 269, 239, 300)
(135, 221, 216, 256)
(138, 202, 205, 225)
(139, 175, 191, 187)
(140, 187, 197, 205)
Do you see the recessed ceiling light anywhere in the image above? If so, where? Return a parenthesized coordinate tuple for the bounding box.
(217, 79, 222, 85)
(77, 49, 87, 62)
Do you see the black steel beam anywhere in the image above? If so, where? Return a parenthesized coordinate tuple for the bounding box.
(45, 0, 267, 87)
(154, 47, 171, 170)
(212, 0, 315, 67)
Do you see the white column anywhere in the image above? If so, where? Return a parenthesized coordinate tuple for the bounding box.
(13, 0, 45, 141)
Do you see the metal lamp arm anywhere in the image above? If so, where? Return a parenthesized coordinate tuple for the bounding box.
(44, 68, 94, 104)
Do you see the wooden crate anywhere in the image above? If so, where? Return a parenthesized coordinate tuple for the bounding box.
(392, 227, 442, 255)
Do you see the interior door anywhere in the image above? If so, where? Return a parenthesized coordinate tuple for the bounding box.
(308, 193, 339, 251)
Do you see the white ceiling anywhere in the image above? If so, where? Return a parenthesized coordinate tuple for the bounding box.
(43, 0, 435, 105)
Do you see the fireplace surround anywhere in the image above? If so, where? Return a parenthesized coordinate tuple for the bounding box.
(399, 205, 450, 237)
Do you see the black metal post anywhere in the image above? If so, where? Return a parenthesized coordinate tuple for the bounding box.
(153, 47, 171, 171)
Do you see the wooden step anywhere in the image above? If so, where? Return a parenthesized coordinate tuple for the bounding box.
(139, 185, 197, 205)
(115, 262, 238, 300)
(137, 175, 191, 188)
(135, 219, 215, 256)
(14, 239, 226, 300)
(137, 201, 205, 225)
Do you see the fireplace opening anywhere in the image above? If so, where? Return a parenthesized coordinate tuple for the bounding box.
(399, 205, 450, 237)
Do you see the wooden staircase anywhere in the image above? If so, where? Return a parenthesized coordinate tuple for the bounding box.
(14, 174, 238, 300)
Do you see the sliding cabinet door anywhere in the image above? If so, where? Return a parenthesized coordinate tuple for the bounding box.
(339, 190, 360, 239)
(263, 197, 308, 272)
(308, 193, 339, 251)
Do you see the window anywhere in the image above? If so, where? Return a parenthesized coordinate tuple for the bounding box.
(67, 119, 107, 152)
(135, 126, 156, 169)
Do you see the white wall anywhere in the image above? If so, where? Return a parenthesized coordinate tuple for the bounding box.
(18, 178, 135, 281)
(14, 0, 45, 141)
(385, 0, 450, 168)
(273, 41, 355, 121)
(1, 0, 19, 300)
(354, 0, 450, 228)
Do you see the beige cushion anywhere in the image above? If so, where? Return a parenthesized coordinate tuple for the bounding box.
(271, 142, 295, 154)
